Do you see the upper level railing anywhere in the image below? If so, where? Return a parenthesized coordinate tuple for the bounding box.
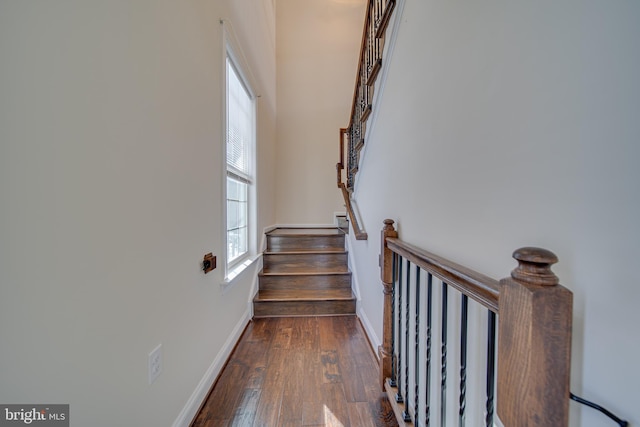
(337, 128, 367, 239)
(336, 0, 396, 240)
(345, 0, 395, 190)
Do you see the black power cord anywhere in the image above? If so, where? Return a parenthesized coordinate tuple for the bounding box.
(570, 393, 628, 427)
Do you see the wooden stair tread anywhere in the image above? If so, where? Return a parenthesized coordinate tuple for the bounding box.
(262, 266, 348, 274)
(264, 249, 346, 255)
(255, 289, 355, 302)
(259, 271, 351, 277)
(266, 229, 345, 253)
(266, 227, 346, 236)
(262, 251, 349, 274)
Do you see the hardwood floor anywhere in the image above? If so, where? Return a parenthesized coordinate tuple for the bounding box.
(191, 316, 398, 427)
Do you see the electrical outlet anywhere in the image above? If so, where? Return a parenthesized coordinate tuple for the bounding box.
(148, 344, 162, 385)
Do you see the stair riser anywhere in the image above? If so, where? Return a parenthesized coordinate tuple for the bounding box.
(253, 300, 356, 317)
(263, 253, 348, 273)
(259, 274, 351, 291)
(267, 235, 345, 252)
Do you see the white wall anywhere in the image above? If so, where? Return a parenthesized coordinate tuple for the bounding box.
(0, 1, 276, 426)
(351, 0, 640, 425)
(275, 0, 366, 224)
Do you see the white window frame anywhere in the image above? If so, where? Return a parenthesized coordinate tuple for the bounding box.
(222, 25, 257, 284)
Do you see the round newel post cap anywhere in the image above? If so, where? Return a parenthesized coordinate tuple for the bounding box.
(511, 247, 559, 286)
(382, 219, 395, 230)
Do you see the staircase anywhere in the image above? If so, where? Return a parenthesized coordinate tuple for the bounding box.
(253, 227, 356, 317)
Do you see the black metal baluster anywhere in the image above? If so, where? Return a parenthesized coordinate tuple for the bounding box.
(369, 17, 375, 76)
(389, 252, 398, 387)
(347, 127, 353, 188)
(375, 0, 382, 29)
(402, 258, 411, 422)
(485, 310, 496, 427)
(395, 257, 404, 403)
(425, 273, 433, 426)
(359, 80, 365, 116)
(368, 10, 373, 73)
(368, 21, 374, 72)
(441, 282, 448, 427)
(413, 266, 421, 424)
(372, 0, 377, 31)
(459, 295, 468, 427)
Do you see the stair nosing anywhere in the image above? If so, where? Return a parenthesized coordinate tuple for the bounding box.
(263, 250, 347, 255)
(254, 298, 356, 303)
(259, 270, 351, 276)
(254, 295, 356, 303)
(266, 228, 346, 237)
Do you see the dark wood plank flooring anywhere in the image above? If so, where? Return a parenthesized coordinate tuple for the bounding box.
(191, 316, 398, 427)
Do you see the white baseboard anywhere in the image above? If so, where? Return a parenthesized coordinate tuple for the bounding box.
(345, 237, 360, 300)
(172, 309, 251, 427)
(260, 225, 277, 252)
(345, 230, 381, 356)
(357, 306, 381, 360)
(333, 211, 347, 226)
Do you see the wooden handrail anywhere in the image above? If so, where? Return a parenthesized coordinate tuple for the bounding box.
(385, 236, 500, 313)
(379, 219, 573, 426)
(339, 183, 368, 240)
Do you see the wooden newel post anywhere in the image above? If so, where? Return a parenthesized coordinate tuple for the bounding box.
(497, 247, 573, 426)
(379, 219, 398, 390)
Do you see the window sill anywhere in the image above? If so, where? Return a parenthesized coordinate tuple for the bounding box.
(221, 254, 260, 294)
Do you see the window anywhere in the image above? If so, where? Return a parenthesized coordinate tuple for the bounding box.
(225, 53, 255, 271)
